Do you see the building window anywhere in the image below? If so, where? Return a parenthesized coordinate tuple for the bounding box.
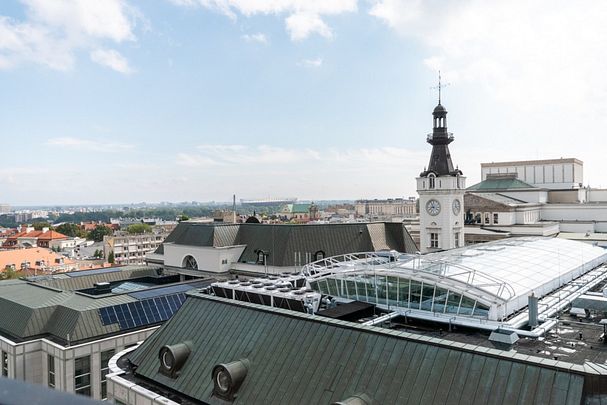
(484, 213, 490, 224)
(493, 213, 499, 224)
(430, 233, 439, 248)
(74, 356, 91, 396)
(475, 213, 481, 224)
(2, 351, 7, 377)
(48, 355, 55, 388)
(429, 175, 435, 189)
(454, 232, 460, 248)
(314, 250, 326, 261)
(183, 255, 198, 270)
(100, 349, 115, 399)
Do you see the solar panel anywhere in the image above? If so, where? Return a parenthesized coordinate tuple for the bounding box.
(66, 267, 122, 278)
(99, 293, 188, 330)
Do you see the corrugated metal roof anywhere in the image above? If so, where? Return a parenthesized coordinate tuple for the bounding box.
(155, 223, 418, 265)
(31, 265, 160, 291)
(129, 294, 585, 405)
(0, 266, 202, 343)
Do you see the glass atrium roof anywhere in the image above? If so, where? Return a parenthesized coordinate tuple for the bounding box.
(304, 237, 607, 318)
(418, 237, 607, 302)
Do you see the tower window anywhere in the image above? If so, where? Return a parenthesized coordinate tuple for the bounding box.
(430, 233, 439, 248)
(455, 233, 460, 248)
(429, 174, 435, 189)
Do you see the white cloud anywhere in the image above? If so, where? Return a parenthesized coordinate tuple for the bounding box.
(169, 0, 357, 41)
(241, 32, 268, 44)
(286, 12, 332, 41)
(178, 144, 423, 168)
(369, 0, 607, 113)
(46, 137, 134, 151)
(0, 0, 139, 72)
(369, 0, 607, 188)
(298, 57, 323, 68)
(90, 48, 134, 73)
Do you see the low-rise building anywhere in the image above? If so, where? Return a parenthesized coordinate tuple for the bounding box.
(147, 221, 418, 276)
(0, 265, 212, 401)
(279, 203, 320, 223)
(0, 247, 77, 274)
(104, 231, 170, 266)
(355, 198, 417, 219)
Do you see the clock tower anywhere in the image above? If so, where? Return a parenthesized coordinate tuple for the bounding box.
(416, 79, 465, 253)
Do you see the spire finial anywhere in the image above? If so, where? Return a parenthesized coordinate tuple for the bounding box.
(430, 71, 450, 105)
(438, 70, 442, 104)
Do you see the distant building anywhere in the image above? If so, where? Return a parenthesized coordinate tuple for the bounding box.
(0, 204, 10, 214)
(240, 197, 297, 206)
(355, 198, 416, 218)
(481, 158, 583, 190)
(36, 230, 74, 250)
(0, 247, 76, 274)
(466, 159, 607, 237)
(103, 231, 169, 266)
(279, 203, 320, 223)
(2, 228, 78, 251)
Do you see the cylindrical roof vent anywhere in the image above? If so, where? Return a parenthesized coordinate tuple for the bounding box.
(212, 359, 250, 401)
(158, 341, 192, 378)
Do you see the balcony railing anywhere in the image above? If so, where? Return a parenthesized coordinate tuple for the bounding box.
(426, 133, 454, 143)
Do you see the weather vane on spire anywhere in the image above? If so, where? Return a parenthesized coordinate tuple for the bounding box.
(430, 70, 450, 104)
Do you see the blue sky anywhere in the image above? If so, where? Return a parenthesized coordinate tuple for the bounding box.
(1, 0, 607, 205)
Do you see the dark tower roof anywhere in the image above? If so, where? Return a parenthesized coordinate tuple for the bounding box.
(420, 100, 463, 178)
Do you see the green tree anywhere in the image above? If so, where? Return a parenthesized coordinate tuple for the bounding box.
(178, 214, 190, 222)
(2, 266, 17, 280)
(126, 223, 153, 234)
(108, 251, 115, 264)
(56, 223, 86, 238)
(32, 221, 52, 231)
(88, 225, 113, 242)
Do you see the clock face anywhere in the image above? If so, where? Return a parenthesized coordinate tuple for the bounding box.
(452, 199, 461, 215)
(426, 199, 441, 216)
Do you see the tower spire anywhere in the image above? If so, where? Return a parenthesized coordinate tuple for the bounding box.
(438, 70, 442, 104)
(430, 71, 449, 105)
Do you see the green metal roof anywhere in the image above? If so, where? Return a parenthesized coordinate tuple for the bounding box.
(128, 293, 586, 405)
(0, 265, 200, 344)
(467, 177, 537, 191)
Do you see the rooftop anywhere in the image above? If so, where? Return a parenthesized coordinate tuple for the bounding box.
(0, 265, 213, 344)
(117, 292, 607, 405)
(481, 158, 584, 167)
(467, 174, 538, 191)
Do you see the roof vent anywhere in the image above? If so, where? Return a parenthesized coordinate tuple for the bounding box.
(158, 341, 192, 378)
(332, 393, 374, 405)
(212, 359, 250, 401)
(489, 328, 519, 351)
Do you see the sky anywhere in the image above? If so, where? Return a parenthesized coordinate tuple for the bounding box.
(1, 0, 607, 205)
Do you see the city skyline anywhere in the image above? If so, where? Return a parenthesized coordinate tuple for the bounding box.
(2, 1, 607, 205)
